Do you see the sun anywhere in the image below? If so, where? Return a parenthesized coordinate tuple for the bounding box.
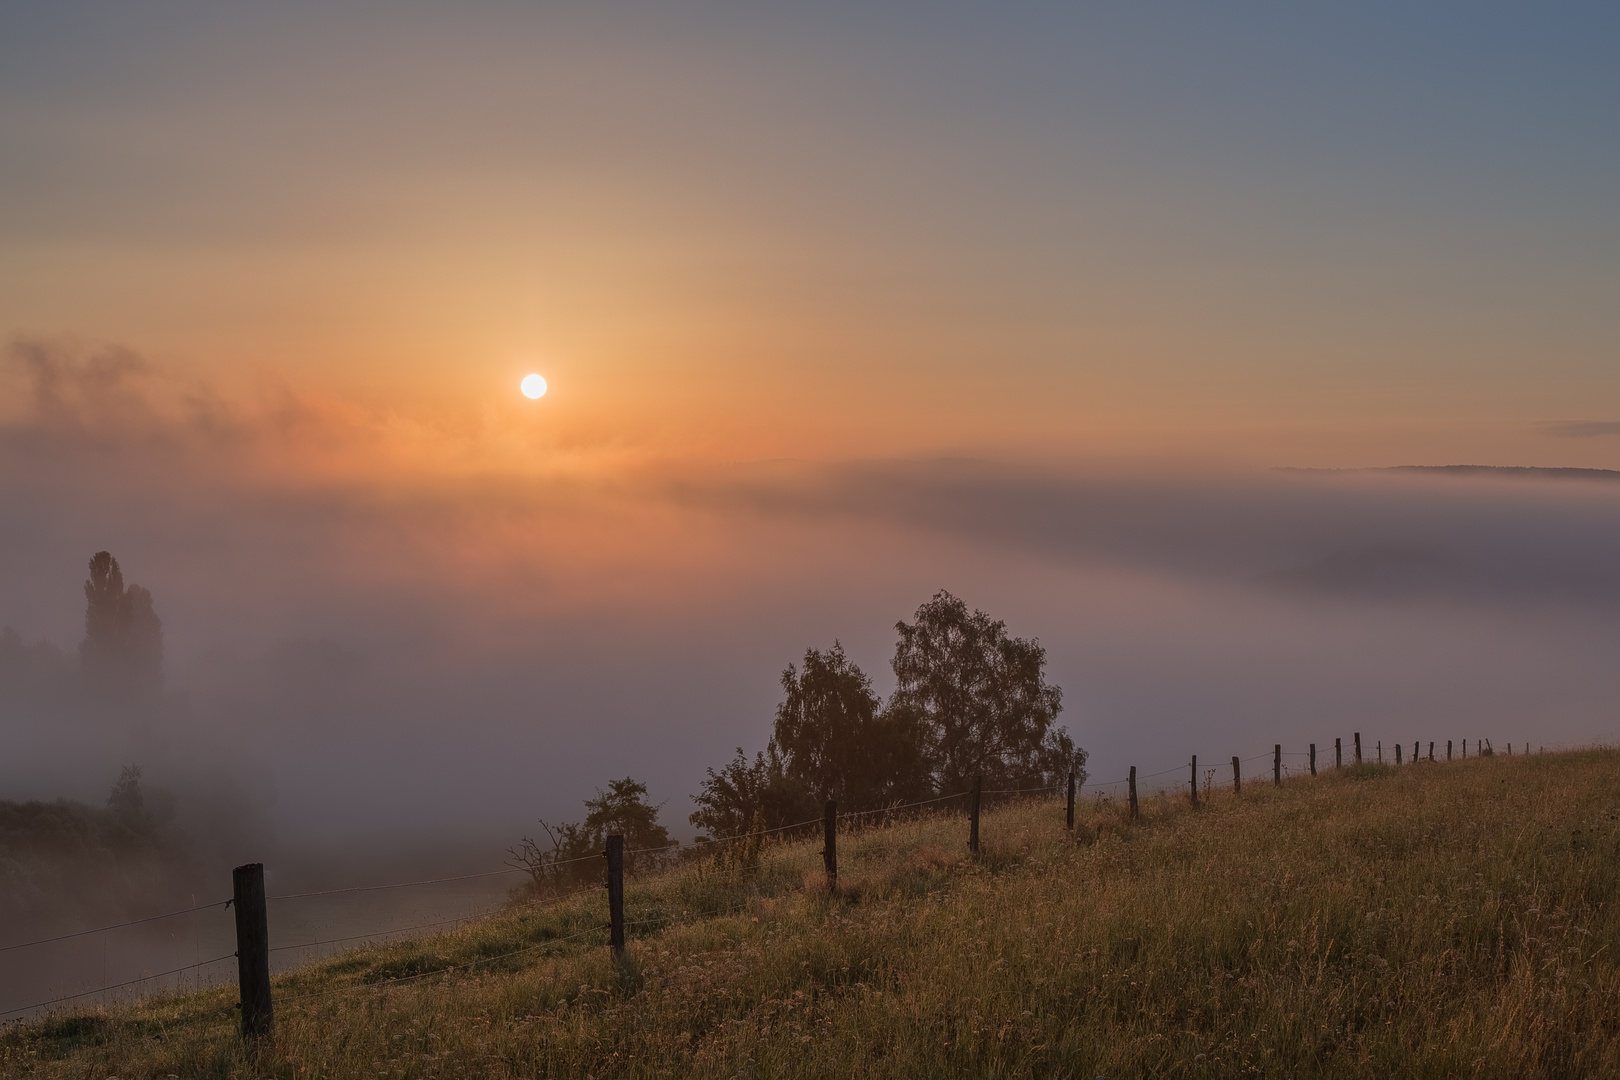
(520, 373, 547, 399)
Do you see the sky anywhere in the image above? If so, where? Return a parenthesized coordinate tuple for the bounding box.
(2, 3, 1619, 856)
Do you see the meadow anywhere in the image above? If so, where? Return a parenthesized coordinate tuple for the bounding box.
(5, 748, 1619, 1078)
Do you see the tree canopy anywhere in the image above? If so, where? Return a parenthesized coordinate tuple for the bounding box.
(891, 590, 1072, 792)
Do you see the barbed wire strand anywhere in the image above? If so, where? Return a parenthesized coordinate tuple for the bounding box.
(0, 900, 230, 955)
(268, 866, 530, 901)
(0, 952, 237, 1020)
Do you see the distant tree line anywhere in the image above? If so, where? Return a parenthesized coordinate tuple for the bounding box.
(0, 764, 198, 924)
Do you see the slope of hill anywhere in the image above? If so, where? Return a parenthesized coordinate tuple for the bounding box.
(6, 749, 1620, 1078)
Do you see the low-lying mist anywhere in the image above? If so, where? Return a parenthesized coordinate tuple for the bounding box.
(4, 340, 1619, 898)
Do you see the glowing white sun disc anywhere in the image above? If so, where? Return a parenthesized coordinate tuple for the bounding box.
(520, 373, 548, 399)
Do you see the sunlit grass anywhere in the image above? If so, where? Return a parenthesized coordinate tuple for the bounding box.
(6, 749, 1620, 1077)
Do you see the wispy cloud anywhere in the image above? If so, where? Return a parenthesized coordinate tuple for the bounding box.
(1536, 420, 1620, 439)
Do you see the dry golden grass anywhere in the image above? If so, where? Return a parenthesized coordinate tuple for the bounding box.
(6, 748, 1620, 1078)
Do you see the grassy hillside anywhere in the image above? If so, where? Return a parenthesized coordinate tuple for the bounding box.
(6, 749, 1620, 1078)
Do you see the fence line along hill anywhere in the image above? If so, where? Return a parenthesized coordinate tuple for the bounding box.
(5, 746, 1620, 1078)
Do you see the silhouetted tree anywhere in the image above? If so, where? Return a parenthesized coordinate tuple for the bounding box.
(508, 776, 674, 892)
(890, 590, 1077, 792)
(79, 552, 163, 698)
(689, 745, 818, 841)
(106, 764, 145, 819)
(772, 642, 933, 808)
(583, 777, 672, 857)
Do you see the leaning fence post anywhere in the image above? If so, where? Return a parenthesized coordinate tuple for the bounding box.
(1354, 733, 1362, 764)
(1232, 756, 1241, 794)
(1128, 766, 1138, 820)
(822, 800, 837, 893)
(968, 776, 982, 854)
(1310, 743, 1317, 777)
(232, 862, 273, 1043)
(1274, 745, 1281, 787)
(605, 835, 625, 956)
(1066, 770, 1075, 830)
(1190, 756, 1199, 808)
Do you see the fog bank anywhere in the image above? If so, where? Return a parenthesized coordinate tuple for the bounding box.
(3, 344, 1618, 870)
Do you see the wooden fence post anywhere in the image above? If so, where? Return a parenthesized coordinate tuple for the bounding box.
(1232, 756, 1241, 794)
(1309, 743, 1317, 777)
(822, 800, 838, 892)
(1462, 739, 1467, 758)
(231, 862, 273, 1043)
(1128, 766, 1138, 821)
(1413, 742, 1419, 763)
(1448, 740, 1453, 761)
(1190, 756, 1199, 808)
(1274, 745, 1281, 787)
(968, 776, 982, 854)
(1336, 738, 1342, 769)
(1354, 733, 1362, 764)
(606, 835, 625, 956)
(1377, 740, 1382, 763)
(1066, 770, 1075, 831)
(1395, 743, 1401, 765)
(1428, 742, 1434, 763)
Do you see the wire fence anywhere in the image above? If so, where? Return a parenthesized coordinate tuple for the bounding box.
(2, 734, 1529, 1023)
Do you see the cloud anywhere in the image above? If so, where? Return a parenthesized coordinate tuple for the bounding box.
(1536, 420, 1620, 439)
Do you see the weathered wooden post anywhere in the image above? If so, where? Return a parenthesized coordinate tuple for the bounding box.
(1354, 733, 1362, 764)
(1232, 756, 1241, 794)
(1190, 756, 1199, 808)
(1395, 743, 1401, 765)
(605, 835, 625, 956)
(968, 775, 982, 854)
(1448, 740, 1453, 761)
(232, 863, 273, 1043)
(1413, 742, 1419, 763)
(1335, 738, 1342, 768)
(1428, 742, 1434, 763)
(1066, 770, 1075, 831)
(1377, 740, 1382, 763)
(1462, 739, 1467, 758)
(822, 800, 837, 893)
(1274, 745, 1281, 787)
(1128, 766, 1138, 820)
(1310, 743, 1317, 777)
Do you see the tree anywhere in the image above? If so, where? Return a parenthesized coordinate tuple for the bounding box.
(890, 590, 1076, 792)
(80, 552, 163, 698)
(508, 776, 674, 893)
(583, 777, 673, 858)
(106, 764, 145, 819)
(689, 745, 818, 841)
(771, 642, 929, 806)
